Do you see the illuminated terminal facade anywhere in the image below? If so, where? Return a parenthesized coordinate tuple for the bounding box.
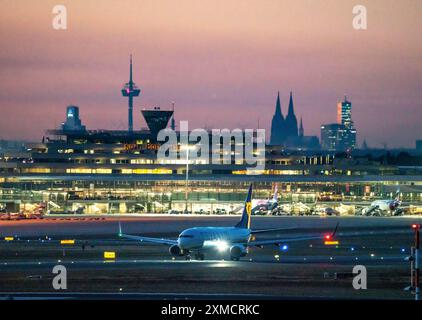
(0, 60, 420, 214)
(0, 105, 420, 214)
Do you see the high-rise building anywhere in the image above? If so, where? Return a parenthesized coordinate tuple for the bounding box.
(322, 97, 356, 151)
(61, 106, 86, 132)
(338, 96, 356, 150)
(337, 97, 353, 128)
(321, 124, 344, 151)
(321, 123, 356, 152)
(342, 126, 357, 151)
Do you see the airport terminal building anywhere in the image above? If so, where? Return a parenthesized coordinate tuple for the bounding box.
(0, 104, 421, 215)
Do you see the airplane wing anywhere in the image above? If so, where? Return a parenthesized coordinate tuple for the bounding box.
(243, 226, 409, 248)
(118, 222, 177, 246)
(244, 223, 340, 247)
(250, 227, 297, 234)
(244, 234, 329, 247)
(119, 233, 177, 246)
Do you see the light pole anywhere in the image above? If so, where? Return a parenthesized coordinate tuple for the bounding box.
(405, 224, 420, 300)
(181, 145, 196, 214)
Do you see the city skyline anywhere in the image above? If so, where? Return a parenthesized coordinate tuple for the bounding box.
(0, 0, 421, 147)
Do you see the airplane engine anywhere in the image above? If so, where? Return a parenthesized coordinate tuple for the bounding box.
(169, 245, 184, 256)
(230, 245, 248, 260)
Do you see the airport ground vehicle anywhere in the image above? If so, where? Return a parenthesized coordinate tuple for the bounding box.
(0, 212, 24, 220)
(313, 207, 340, 216)
(48, 206, 85, 215)
(0, 211, 43, 220)
(0, 202, 46, 220)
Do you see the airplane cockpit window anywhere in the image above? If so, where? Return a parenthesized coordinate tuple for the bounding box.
(179, 234, 194, 238)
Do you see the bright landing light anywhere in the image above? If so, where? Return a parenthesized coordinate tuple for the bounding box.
(204, 240, 229, 252)
(216, 240, 229, 252)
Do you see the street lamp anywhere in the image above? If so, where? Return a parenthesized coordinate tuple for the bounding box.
(180, 145, 196, 213)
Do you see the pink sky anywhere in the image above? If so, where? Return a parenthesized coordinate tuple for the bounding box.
(0, 0, 421, 147)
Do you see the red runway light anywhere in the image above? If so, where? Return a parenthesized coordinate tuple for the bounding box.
(411, 224, 420, 230)
(325, 234, 331, 240)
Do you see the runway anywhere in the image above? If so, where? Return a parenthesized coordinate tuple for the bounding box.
(0, 292, 278, 300)
(0, 215, 420, 237)
(0, 216, 420, 299)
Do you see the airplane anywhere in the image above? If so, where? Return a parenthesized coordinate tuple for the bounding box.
(251, 184, 278, 214)
(118, 184, 338, 261)
(360, 189, 404, 216)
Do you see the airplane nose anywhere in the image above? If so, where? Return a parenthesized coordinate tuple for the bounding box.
(177, 237, 202, 250)
(177, 237, 185, 248)
(177, 237, 192, 250)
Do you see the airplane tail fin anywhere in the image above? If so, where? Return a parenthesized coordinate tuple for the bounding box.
(235, 184, 253, 229)
(272, 184, 278, 202)
(394, 188, 401, 202)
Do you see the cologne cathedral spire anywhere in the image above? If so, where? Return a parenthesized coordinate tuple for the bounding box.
(299, 117, 304, 137)
(270, 91, 285, 145)
(285, 91, 298, 137)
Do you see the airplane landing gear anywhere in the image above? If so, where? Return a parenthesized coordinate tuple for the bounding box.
(185, 254, 191, 261)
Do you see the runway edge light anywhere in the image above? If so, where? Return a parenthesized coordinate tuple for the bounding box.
(60, 239, 75, 245)
(4, 237, 14, 241)
(325, 240, 339, 246)
(104, 251, 116, 259)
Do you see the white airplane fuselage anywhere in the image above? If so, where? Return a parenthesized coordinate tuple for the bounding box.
(252, 199, 278, 212)
(370, 199, 400, 212)
(177, 227, 251, 250)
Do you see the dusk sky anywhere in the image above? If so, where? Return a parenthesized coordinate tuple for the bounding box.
(0, 0, 421, 147)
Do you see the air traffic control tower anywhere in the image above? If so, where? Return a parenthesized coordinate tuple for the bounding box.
(141, 107, 173, 138)
(121, 55, 141, 132)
